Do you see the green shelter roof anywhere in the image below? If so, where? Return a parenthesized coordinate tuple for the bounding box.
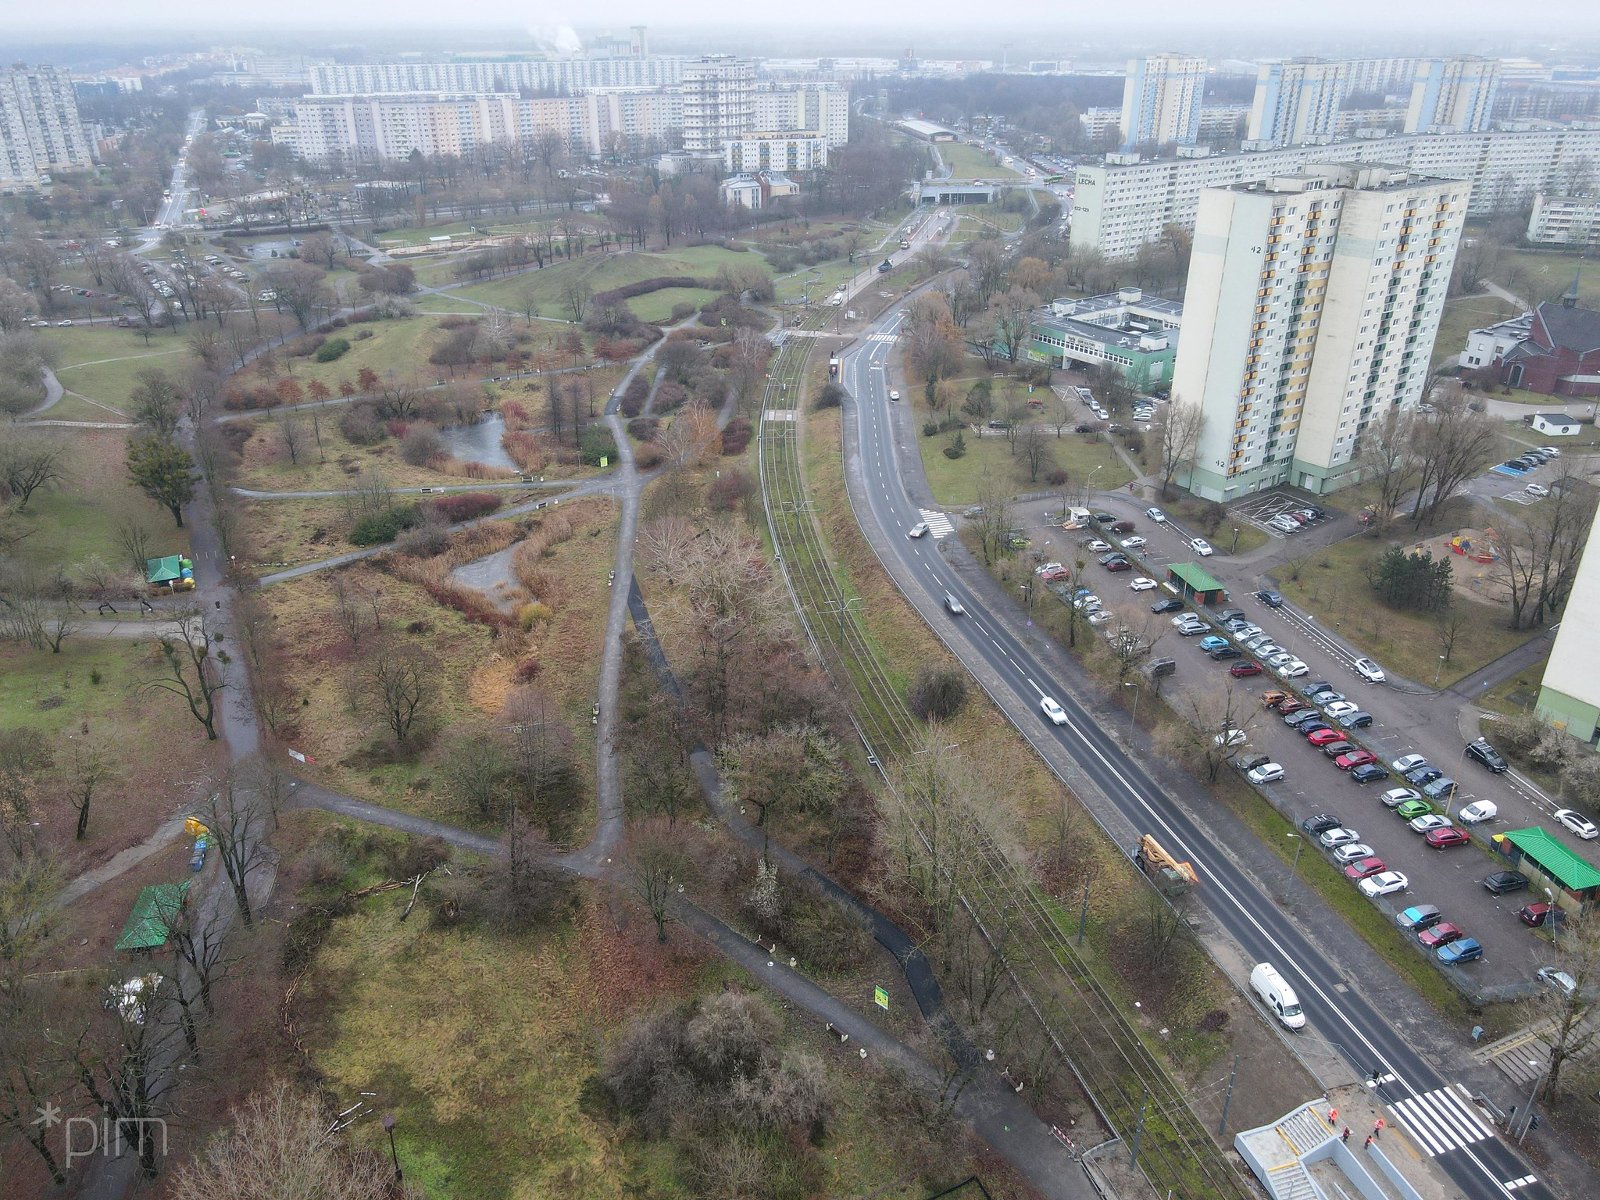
(1505, 827, 1600, 891)
(146, 555, 186, 584)
(1167, 562, 1225, 593)
(115, 882, 190, 951)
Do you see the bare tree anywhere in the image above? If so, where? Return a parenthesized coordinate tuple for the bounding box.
(1354, 407, 1419, 530)
(144, 612, 228, 740)
(561, 276, 592, 324)
(328, 573, 379, 647)
(1490, 460, 1597, 629)
(197, 766, 274, 928)
(628, 822, 686, 942)
(60, 737, 114, 841)
(1526, 916, 1600, 1101)
(278, 412, 304, 466)
(1408, 383, 1498, 528)
(970, 472, 1013, 566)
(1161, 682, 1260, 781)
(1153, 398, 1204, 499)
(0, 435, 67, 511)
(1021, 424, 1049, 482)
(364, 639, 435, 743)
(115, 519, 157, 585)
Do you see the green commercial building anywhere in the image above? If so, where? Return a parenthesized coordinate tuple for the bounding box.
(1025, 289, 1182, 393)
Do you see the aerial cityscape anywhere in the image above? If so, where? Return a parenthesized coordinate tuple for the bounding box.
(8, 4, 1600, 1199)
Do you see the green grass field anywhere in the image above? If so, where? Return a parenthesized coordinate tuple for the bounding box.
(625, 286, 720, 323)
(939, 141, 1020, 181)
(1497, 248, 1600, 308)
(41, 326, 190, 410)
(260, 315, 448, 390)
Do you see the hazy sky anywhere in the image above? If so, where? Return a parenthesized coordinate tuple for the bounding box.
(10, 0, 1600, 38)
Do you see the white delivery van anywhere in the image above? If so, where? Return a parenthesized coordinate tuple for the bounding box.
(1249, 963, 1305, 1029)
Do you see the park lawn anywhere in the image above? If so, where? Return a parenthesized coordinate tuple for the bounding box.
(1495, 248, 1600, 307)
(907, 373, 1133, 506)
(230, 410, 494, 493)
(773, 258, 860, 304)
(410, 293, 484, 314)
(1431, 292, 1520, 370)
(238, 496, 354, 570)
(407, 258, 464, 287)
(11, 426, 189, 569)
(940, 140, 1019, 180)
(1275, 533, 1534, 687)
(625, 286, 720, 324)
(374, 221, 480, 248)
(259, 315, 452, 392)
(0, 637, 226, 864)
(40, 391, 138, 422)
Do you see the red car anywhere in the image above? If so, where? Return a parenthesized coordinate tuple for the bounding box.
(1103, 559, 1133, 572)
(1277, 699, 1308, 714)
(1307, 728, 1345, 747)
(1344, 857, 1386, 880)
(1518, 903, 1554, 927)
(1425, 826, 1471, 849)
(1230, 661, 1263, 678)
(1039, 567, 1070, 581)
(1334, 750, 1378, 770)
(1418, 921, 1464, 948)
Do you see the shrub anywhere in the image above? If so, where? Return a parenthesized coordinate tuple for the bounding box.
(708, 468, 753, 512)
(1045, 468, 1069, 486)
(922, 421, 940, 437)
(348, 504, 421, 546)
(633, 443, 664, 470)
(399, 424, 445, 466)
(628, 416, 660, 441)
(338, 405, 386, 445)
(517, 601, 552, 629)
(394, 518, 452, 557)
(578, 424, 618, 466)
(908, 665, 968, 720)
(314, 336, 351, 362)
(942, 430, 967, 460)
(670, 302, 697, 321)
(813, 382, 847, 410)
(620, 374, 650, 418)
(425, 491, 502, 523)
(353, 328, 374, 341)
(720, 417, 753, 456)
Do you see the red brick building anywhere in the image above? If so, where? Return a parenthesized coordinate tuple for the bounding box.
(1497, 283, 1600, 398)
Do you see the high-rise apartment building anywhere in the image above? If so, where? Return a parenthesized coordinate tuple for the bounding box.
(0, 65, 95, 189)
(681, 55, 754, 155)
(1120, 53, 1208, 150)
(308, 57, 686, 95)
(1172, 164, 1466, 500)
(1404, 56, 1501, 133)
(1246, 58, 1349, 148)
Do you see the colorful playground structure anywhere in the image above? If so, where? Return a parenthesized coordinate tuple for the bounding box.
(1449, 533, 1497, 564)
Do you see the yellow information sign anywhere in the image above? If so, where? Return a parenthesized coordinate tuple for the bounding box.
(873, 986, 889, 1010)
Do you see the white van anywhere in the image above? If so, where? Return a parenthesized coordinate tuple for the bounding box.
(1250, 963, 1305, 1029)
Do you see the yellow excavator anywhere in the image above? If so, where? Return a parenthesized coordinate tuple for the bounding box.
(1136, 834, 1199, 896)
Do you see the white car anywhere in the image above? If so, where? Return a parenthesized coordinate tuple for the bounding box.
(1086, 610, 1113, 625)
(1333, 842, 1376, 865)
(1525, 483, 1550, 498)
(1036, 561, 1064, 576)
(907, 522, 929, 538)
(1359, 871, 1410, 898)
(1247, 762, 1285, 784)
(1130, 577, 1158, 591)
(1040, 696, 1069, 725)
(1277, 659, 1309, 679)
(1120, 536, 1147, 549)
(1146, 507, 1167, 523)
(1086, 539, 1111, 552)
(1537, 967, 1577, 997)
(1073, 595, 1102, 611)
(1353, 658, 1386, 684)
(1190, 538, 1214, 557)
(889, 389, 900, 401)
(1392, 754, 1429, 774)
(1265, 651, 1296, 669)
(1458, 800, 1499, 824)
(1213, 728, 1248, 748)
(1323, 701, 1360, 720)
(1319, 826, 1361, 849)
(1539, 446, 1561, 458)
(1555, 808, 1600, 840)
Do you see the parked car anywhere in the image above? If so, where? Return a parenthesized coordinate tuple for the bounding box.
(1425, 826, 1471, 849)
(1409, 814, 1453, 834)
(1518, 904, 1554, 928)
(1145, 507, 1167, 522)
(1260, 690, 1289, 707)
(1458, 800, 1499, 824)
(1526, 483, 1551, 498)
(1381, 788, 1422, 809)
(1360, 871, 1409, 898)
(1086, 539, 1111, 552)
(1307, 729, 1346, 747)
(1483, 871, 1529, 895)
(1285, 709, 1324, 727)
(1344, 857, 1387, 880)
(1120, 536, 1148, 549)
(1199, 636, 1231, 652)
(1235, 752, 1272, 774)
(1248, 763, 1286, 785)
(1333, 842, 1376, 865)
(1230, 661, 1264, 678)
(1392, 754, 1429, 774)
(1130, 577, 1158, 591)
(1350, 763, 1391, 784)
(1465, 739, 1509, 773)
(1266, 650, 1297, 669)
(1323, 701, 1359, 720)
(889, 389, 900, 401)
(1296, 720, 1332, 737)
(1190, 537, 1215, 557)
(1422, 777, 1459, 801)
(1537, 966, 1577, 996)
(1213, 728, 1248, 747)
(1151, 597, 1185, 614)
(1419, 922, 1465, 948)
(1319, 741, 1356, 759)
(1337, 711, 1374, 730)
(1335, 750, 1378, 770)
(1302, 813, 1341, 835)
(1040, 696, 1069, 725)
(1396, 799, 1434, 821)
(1256, 590, 1284, 607)
(1404, 766, 1444, 787)
(1437, 938, 1484, 964)
(1277, 660, 1309, 679)
(1218, 608, 1246, 623)
(1556, 808, 1600, 840)
(1396, 904, 1443, 930)
(1318, 826, 1362, 849)
(1353, 658, 1386, 683)
(1104, 558, 1133, 573)
(1209, 646, 1243, 661)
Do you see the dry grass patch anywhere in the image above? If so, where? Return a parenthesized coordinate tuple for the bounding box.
(237, 496, 352, 570)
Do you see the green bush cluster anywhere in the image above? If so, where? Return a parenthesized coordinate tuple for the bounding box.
(314, 336, 351, 362)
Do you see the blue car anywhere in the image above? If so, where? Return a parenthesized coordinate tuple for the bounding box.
(1199, 636, 1230, 652)
(1437, 937, 1483, 964)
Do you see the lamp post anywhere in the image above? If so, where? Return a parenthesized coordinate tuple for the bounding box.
(1435, 654, 1446, 689)
(382, 1114, 402, 1181)
(1088, 465, 1103, 498)
(1124, 681, 1142, 737)
(1231, 525, 1241, 554)
(1286, 833, 1304, 886)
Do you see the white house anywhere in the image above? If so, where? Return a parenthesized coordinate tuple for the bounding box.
(1531, 412, 1582, 436)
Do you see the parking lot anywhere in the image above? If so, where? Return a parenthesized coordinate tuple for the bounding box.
(1232, 490, 1336, 540)
(1008, 494, 1582, 997)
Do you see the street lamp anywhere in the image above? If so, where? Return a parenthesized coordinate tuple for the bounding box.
(1435, 654, 1446, 689)
(1286, 833, 1304, 886)
(1231, 525, 1241, 554)
(381, 1114, 402, 1181)
(1124, 681, 1142, 737)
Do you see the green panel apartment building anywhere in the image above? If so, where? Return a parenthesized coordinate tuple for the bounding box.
(1026, 288, 1181, 392)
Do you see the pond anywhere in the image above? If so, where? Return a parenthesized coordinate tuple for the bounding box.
(436, 412, 518, 472)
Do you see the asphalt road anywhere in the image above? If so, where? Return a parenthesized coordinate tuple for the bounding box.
(838, 310, 1554, 1200)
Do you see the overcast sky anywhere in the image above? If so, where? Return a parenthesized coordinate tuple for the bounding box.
(9, 0, 1600, 38)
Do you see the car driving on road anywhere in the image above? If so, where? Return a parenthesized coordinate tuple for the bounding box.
(1555, 808, 1600, 840)
(1040, 696, 1068, 725)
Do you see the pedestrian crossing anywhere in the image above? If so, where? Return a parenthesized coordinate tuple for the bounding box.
(867, 332, 899, 343)
(1388, 1086, 1493, 1156)
(918, 509, 955, 539)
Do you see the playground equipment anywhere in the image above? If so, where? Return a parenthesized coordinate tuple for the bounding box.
(1449, 534, 1497, 564)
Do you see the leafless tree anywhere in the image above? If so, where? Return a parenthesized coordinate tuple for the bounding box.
(970, 472, 1013, 566)
(145, 611, 228, 740)
(328, 573, 379, 647)
(1161, 682, 1260, 782)
(628, 822, 686, 943)
(0, 435, 67, 511)
(1153, 398, 1204, 499)
(561, 276, 592, 324)
(278, 412, 305, 466)
(1408, 383, 1498, 528)
(1354, 408, 1420, 530)
(197, 765, 274, 928)
(1021, 424, 1050, 482)
(115, 518, 157, 585)
(1490, 461, 1597, 629)
(60, 736, 114, 841)
(364, 639, 435, 743)
(1527, 916, 1600, 1100)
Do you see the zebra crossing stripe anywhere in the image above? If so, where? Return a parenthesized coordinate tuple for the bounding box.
(918, 509, 955, 539)
(1505, 1175, 1538, 1190)
(868, 332, 899, 343)
(1388, 1086, 1492, 1156)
